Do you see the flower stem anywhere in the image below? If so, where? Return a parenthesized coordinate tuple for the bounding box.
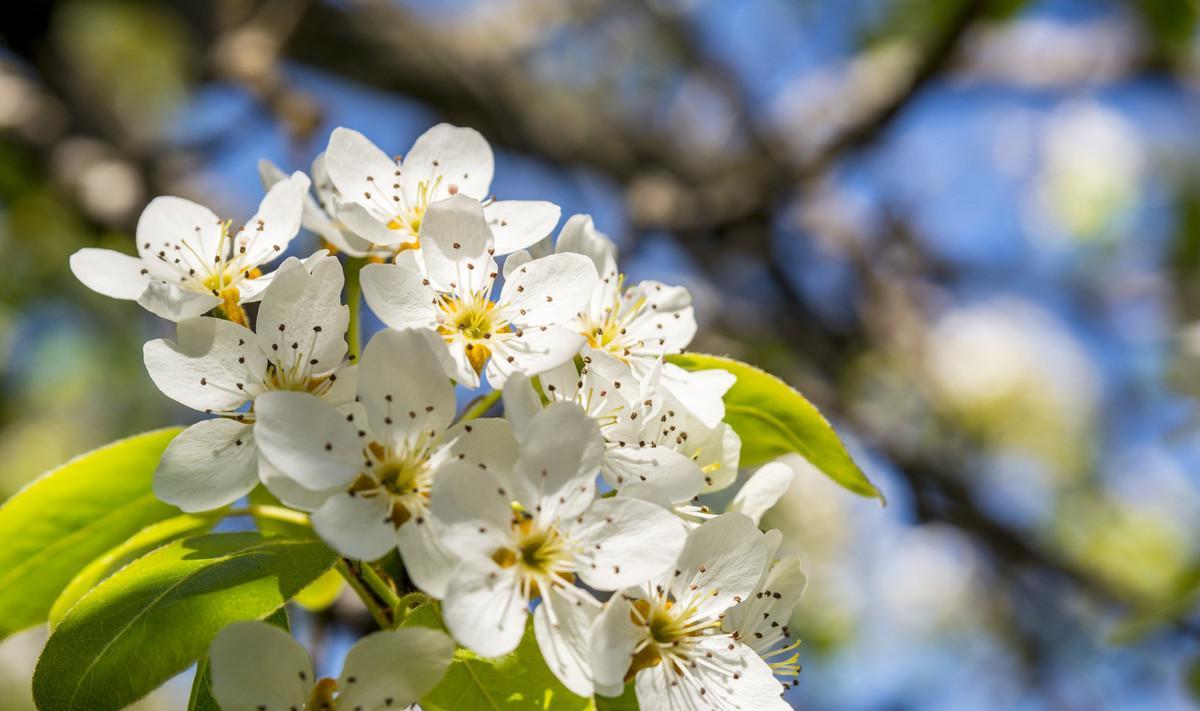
(344, 257, 367, 361)
(359, 562, 402, 613)
(335, 559, 392, 629)
(460, 389, 501, 421)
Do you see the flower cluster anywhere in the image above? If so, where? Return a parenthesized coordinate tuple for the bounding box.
(72, 124, 806, 710)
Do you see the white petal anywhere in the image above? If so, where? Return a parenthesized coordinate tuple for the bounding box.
(447, 340, 482, 388)
(509, 401, 604, 520)
(396, 515, 459, 598)
(337, 627, 455, 710)
(419, 194, 495, 294)
(659, 363, 735, 429)
(258, 158, 370, 257)
(360, 257, 440, 332)
(256, 254, 348, 372)
(69, 248, 150, 300)
(485, 326, 586, 389)
(143, 317, 262, 412)
(323, 363, 359, 408)
(533, 586, 600, 697)
(728, 461, 794, 525)
(441, 556, 528, 658)
(634, 636, 789, 711)
(500, 373, 543, 432)
(571, 497, 687, 590)
(670, 513, 771, 618)
(698, 423, 742, 493)
(555, 214, 618, 278)
(153, 419, 258, 512)
(537, 359, 581, 403)
(484, 200, 561, 255)
(430, 460, 513, 557)
(311, 491, 397, 561)
(590, 597, 645, 697)
(358, 328, 456, 447)
(502, 249, 533, 280)
(253, 391, 361, 490)
(336, 199, 412, 247)
(724, 555, 806, 652)
(235, 171, 309, 267)
(325, 127, 402, 218)
(210, 621, 312, 711)
(499, 252, 598, 327)
(623, 281, 695, 348)
(443, 417, 518, 474)
(258, 455, 341, 512)
(137, 280, 221, 322)
(135, 195, 222, 279)
(602, 446, 705, 501)
(401, 123, 494, 201)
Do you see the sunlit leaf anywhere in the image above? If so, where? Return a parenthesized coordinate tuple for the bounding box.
(668, 353, 882, 500)
(0, 427, 182, 639)
(48, 513, 215, 627)
(32, 531, 337, 711)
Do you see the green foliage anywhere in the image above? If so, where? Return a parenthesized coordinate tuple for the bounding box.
(187, 606, 291, 711)
(32, 531, 338, 711)
(1134, 0, 1200, 58)
(401, 601, 592, 711)
(668, 353, 882, 500)
(0, 427, 182, 639)
(48, 513, 216, 627)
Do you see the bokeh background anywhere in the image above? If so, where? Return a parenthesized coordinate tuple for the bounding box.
(3, 0, 1200, 709)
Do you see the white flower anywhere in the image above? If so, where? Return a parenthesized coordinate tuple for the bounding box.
(209, 620, 454, 711)
(725, 461, 796, 526)
(504, 351, 742, 518)
(431, 401, 687, 696)
(591, 513, 791, 710)
(259, 154, 373, 258)
(360, 194, 598, 388)
(144, 254, 353, 513)
(509, 214, 735, 427)
(253, 327, 516, 596)
(70, 172, 310, 322)
(324, 124, 560, 255)
(723, 551, 807, 690)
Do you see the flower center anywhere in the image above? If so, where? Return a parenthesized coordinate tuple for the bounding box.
(491, 516, 574, 598)
(437, 292, 508, 374)
(263, 363, 337, 396)
(353, 441, 433, 528)
(385, 177, 442, 238)
(580, 279, 646, 360)
(621, 593, 723, 680)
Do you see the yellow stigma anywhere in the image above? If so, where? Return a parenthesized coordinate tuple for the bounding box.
(437, 292, 506, 375)
(358, 441, 433, 530)
(386, 177, 442, 236)
(306, 678, 337, 710)
(491, 516, 571, 598)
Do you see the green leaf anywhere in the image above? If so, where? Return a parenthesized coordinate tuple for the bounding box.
(187, 606, 290, 711)
(401, 601, 590, 711)
(49, 513, 216, 627)
(668, 353, 882, 500)
(33, 531, 337, 711)
(0, 427, 183, 639)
